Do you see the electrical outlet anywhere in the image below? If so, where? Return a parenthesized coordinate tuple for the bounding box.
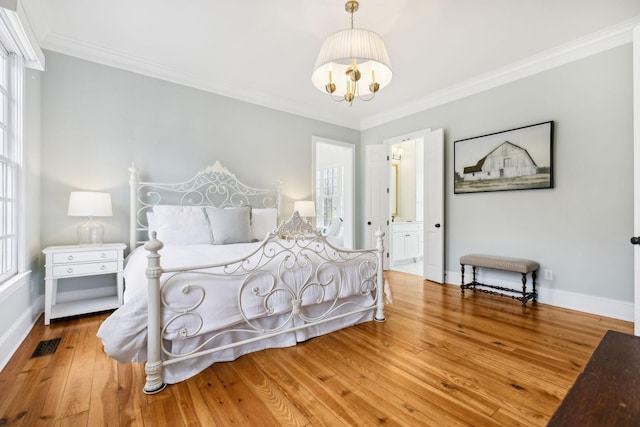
(544, 269, 553, 280)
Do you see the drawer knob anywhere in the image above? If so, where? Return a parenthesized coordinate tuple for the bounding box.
(67, 255, 74, 261)
(100, 265, 107, 270)
(100, 253, 107, 258)
(67, 267, 74, 273)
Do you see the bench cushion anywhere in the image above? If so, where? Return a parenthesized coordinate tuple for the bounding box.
(460, 254, 539, 274)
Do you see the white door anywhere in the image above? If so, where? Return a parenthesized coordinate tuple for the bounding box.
(632, 25, 639, 335)
(364, 144, 389, 259)
(423, 129, 445, 283)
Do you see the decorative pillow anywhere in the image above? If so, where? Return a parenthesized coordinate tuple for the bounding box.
(251, 208, 278, 241)
(205, 206, 253, 244)
(152, 205, 211, 245)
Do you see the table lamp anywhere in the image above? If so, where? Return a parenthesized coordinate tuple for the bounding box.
(68, 191, 113, 246)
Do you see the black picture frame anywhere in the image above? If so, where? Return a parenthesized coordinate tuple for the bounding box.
(454, 121, 554, 194)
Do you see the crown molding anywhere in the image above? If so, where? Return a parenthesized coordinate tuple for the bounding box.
(41, 32, 360, 129)
(0, 0, 44, 70)
(360, 16, 640, 130)
(41, 16, 640, 132)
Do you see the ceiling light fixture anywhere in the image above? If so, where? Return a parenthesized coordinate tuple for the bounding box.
(311, 1, 392, 106)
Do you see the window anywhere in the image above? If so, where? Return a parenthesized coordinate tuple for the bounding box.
(0, 50, 23, 283)
(315, 165, 343, 229)
(0, 5, 42, 290)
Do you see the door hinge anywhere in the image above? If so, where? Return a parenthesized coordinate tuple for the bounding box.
(386, 155, 390, 161)
(386, 188, 389, 193)
(386, 252, 389, 258)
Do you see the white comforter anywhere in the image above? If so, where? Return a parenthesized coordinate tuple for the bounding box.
(97, 240, 376, 382)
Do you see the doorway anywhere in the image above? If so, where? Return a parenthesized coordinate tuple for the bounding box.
(364, 128, 443, 282)
(389, 138, 424, 276)
(312, 137, 355, 249)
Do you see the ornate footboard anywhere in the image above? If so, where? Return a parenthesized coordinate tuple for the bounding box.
(142, 213, 385, 394)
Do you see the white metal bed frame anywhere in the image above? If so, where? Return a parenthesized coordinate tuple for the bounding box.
(129, 161, 281, 248)
(128, 162, 385, 394)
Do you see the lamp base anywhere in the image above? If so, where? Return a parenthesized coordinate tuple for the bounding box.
(77, 218, 104, 246)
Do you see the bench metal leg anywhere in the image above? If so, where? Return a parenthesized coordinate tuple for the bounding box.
(521, 273, 528, 307)
(460, 264, 465, 294)
(532, 270, 538, 303)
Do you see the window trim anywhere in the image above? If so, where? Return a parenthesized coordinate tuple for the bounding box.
(0, 0, 38, 289)
(0, 52, 25, 286)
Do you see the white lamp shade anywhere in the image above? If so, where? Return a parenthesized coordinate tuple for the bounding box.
(312, 28, 393, 97)
(294, 201, 316, 218)
(68, 191, 113, 217)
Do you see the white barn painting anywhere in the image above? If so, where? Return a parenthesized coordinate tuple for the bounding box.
(454, 121, 553, 193)
(462, 141, 537, 181)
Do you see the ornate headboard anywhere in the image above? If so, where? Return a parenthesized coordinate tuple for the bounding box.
(129, 161, 281, 248)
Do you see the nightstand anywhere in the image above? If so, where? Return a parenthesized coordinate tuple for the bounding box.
(42, 243, 126, 325)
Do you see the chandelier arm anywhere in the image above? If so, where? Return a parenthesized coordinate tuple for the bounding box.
(355, 80, 376, 102)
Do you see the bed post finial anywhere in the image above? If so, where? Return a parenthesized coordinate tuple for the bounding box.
(374, 226, 386, 322)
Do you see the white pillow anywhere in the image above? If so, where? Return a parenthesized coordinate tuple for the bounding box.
(205, 206, 253, 244)
(152, 205, 211, 245)
(251, 208, 278, 241)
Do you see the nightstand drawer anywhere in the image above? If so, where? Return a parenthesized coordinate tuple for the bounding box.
(52, 261, 118, 277)
(52, 250, 119, 264)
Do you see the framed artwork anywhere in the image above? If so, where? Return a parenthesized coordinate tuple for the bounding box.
(454, 121, 554, 194)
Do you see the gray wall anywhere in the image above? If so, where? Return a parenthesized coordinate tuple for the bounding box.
(40, 51, 359, 254)
(361, 44, 634, 302)
(15, 43, 636, 314)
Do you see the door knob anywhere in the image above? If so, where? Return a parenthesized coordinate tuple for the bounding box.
(367, 221, 372, 225)
(631, 236, 640, 245)
(435, 223, 441, 228)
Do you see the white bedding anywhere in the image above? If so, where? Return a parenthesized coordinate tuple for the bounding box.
(97, 240, 376, 383)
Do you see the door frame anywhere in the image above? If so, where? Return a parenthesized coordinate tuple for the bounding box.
(312, 136, 355, 249)
(385, 136, 423, 271)
(632, 25, 639, 335)
(383, 128, 444, 282)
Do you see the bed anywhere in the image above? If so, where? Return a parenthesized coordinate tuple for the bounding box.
(96, 161, 385, 394)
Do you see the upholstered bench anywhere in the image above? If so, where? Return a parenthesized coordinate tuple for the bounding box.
(460, 254, 539, 307)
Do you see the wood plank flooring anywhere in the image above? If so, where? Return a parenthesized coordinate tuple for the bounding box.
(0, 271, 633, 426)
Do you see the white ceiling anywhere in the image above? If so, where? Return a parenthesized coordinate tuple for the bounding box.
(22, 0, 640, 130)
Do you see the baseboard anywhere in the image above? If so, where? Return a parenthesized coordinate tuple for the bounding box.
(0, 294, 43, 371)
(445, 269, 634, 322)
(0, 287, 114, 371)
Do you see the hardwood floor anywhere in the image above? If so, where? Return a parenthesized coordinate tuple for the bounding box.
(0, 271, 633, 426)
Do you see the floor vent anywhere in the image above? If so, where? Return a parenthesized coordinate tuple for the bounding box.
(31, 338, 61, 358)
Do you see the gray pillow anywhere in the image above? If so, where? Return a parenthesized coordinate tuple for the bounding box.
(205, 206, 252, 244)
